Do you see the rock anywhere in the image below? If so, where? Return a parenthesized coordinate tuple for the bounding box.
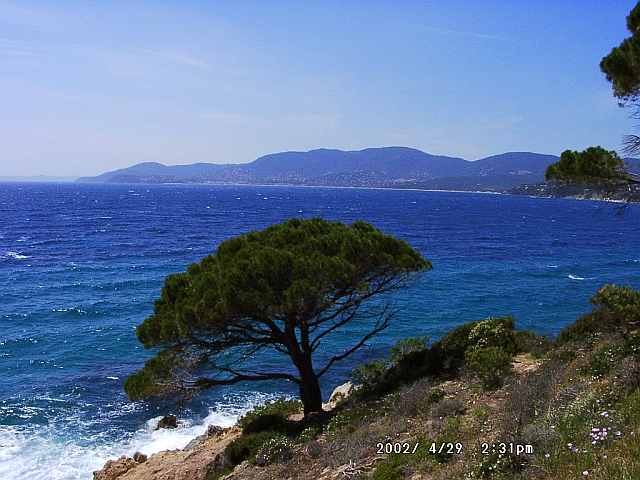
(185, 425, 228, 451)
(330, 381, 353, 402)
(206, 424, 225, 438)
(184, 435, 206, 451)
(323, 381, 356, 410)
(205, 451, 233, 476)
(255, 453, 268, 467)
(93, 456, 137, 480)
(132, 452, 147, 463)
(156, 415, 178, 430)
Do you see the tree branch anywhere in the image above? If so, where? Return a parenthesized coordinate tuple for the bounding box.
(316, 313, 392, 378)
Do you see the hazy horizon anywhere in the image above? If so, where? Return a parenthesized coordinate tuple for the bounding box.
(0, 1, 636, 177)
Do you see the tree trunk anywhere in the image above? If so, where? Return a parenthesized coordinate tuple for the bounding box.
(295, 355, 323, 415)
(299, 371, 323, 415)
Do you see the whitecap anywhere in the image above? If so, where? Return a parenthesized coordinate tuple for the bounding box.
(106, 376, 119, 380)
(567, 274, 594, 281)
(4, 251, 30, 260)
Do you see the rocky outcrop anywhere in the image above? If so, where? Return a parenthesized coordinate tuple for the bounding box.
(184, 424, 226, 450)
(94, 383, 354, 480)
(93, 427, 240, 480)
(132, 452, 147, 463)
(93, 456, 138, 480)
(323, 381, 357, 410)
(155, 415, 178, 430)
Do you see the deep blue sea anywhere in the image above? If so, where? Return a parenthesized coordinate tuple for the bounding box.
(1, 182, 639, 479)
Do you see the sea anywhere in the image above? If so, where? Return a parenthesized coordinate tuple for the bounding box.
(1, 182, 639, 480)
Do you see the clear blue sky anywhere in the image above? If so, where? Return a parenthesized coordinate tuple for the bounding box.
(0, 0, 637, 176)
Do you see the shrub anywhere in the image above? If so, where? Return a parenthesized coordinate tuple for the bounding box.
(556, 312, 604, 344)
(617, 357, 640, 395)
(431, 317, 516, 372)
(371, 454, 406, 480)
(557, 285, 640, 344)
(241, 413, 292, 435)
(428, 387, 446, 404)
(430, 398, 465, 418)
(353, 338, 440, 398)
(388, 378, 433, 417)
(352, 359, 388, 394)
(592, 284, 640, 323)
(254, 435, 294, 466)
(325, 405, 374, 436)
(514, 330, 552, 357)
(468, 317, 517, 353)
(501, 358, 564, 439)
(465, 346, 513, 390)
(583, 344, 624, 377)
(390, 337, 428, 364)
(224, 431, 279, 466)
(430, 322, 478, 371)
(472, 450, 523, 478)
(624, 332, 640, 356)
(238, 398, 301, 434)
(520, 424, 559, 452)
(430, 417, 462, 464)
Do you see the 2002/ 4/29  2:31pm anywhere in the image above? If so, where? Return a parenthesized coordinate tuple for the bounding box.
(375, 442, 534, 456)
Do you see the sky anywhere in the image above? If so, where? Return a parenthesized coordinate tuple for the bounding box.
(0, 0, 638, 177)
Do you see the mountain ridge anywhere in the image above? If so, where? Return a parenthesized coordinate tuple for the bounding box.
(77, 147, 561, 190)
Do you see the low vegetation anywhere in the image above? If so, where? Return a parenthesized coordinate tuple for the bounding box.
(206, 284, 640, 480)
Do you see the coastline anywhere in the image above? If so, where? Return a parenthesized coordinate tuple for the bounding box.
(70, 179, 639, 205)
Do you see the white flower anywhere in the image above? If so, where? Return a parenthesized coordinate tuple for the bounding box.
(583, 471, 589, 476)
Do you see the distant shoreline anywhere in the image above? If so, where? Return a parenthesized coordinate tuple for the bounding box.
(5, 179, 637, 204)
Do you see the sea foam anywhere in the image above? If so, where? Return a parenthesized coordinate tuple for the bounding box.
(4, 251, 30, 260)
(0, 395, 270, 480)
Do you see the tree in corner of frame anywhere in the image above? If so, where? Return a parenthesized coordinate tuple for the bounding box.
(124, 218, 430, 415)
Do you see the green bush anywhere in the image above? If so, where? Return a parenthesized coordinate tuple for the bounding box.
(371, 454, 406, 480)
(592, 284, 640, 322)
(514, 330, 552, 357)
(625, 332, 640, 356)
(468, 317, 517, 353)
(352, 337, 439, 397)
(558, 285, 640, 344)
(431, 317, 516, 372)
(427, 388, 446, 404)
(224, 431, 279, 466)
(556, 312, 604, 344)
(353, 320, 520, 399)
(465, 346, 513, 390)
(430, 417, 462, 464)
(238, 398, 301, 434)
(352, 359, 388, 394)
(254, 435, 294, 466)
(583, 344, 624, 377)
(390, 337, 428, 364)
(325, 405, 374, 436)
(296, 425, 321, 443)
(431, 322, 478, 370)
(241, 413, 293, 435)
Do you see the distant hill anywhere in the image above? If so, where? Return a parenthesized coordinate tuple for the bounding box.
(77, 147, 560, 190)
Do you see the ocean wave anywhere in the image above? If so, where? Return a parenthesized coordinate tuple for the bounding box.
(3, 251, 30, 260)
(567, 274, 595, 281)
(0, 393, 274, 480)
